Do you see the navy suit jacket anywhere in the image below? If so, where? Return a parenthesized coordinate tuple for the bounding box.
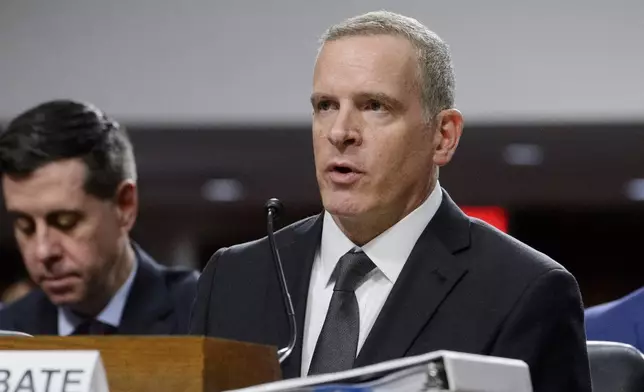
(0, 244, 198, 335)
(190, 190, 592, 392)
(585, 287, 644, 352)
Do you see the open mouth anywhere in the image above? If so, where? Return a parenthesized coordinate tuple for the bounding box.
(327, 163, 362, 184)
(333, 165, 354, 174)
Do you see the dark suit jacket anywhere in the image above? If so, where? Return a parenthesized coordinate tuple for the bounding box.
(585, 287, 644, 352)
(190, 191, 592, 392)
(0, 244, 198, 335)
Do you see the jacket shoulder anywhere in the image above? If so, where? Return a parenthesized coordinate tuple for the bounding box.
(218, 214, 320, 261)
(198, 214, 319, 297)
(468, 217, 566, 276)
(0, 289, 48, 329)
(161, 265, 200, 287)
(155, 263, 200, 305)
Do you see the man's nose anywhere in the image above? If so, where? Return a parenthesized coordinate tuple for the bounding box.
(34, 227, 63, 264)
(327, 106, 363, 150)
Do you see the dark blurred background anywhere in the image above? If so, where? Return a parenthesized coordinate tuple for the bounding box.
(0, 0, 643, 307)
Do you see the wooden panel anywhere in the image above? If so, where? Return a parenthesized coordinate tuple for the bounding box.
(204, 338, 282, 391)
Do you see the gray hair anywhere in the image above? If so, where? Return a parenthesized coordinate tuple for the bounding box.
(319, 10, 455, 123)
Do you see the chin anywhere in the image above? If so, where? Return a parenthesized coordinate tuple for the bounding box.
(322, 193, 370, 218)
(45, 290, 83, 307)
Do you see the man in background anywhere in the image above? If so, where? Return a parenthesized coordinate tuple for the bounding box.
(190, 10, 591, 392)
(0, 99, 198, 335)
(586, 288, 644, 352)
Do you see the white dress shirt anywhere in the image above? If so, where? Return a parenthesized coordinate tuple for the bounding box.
(58, 259, 138, 336)
(301, 182, 443, 375)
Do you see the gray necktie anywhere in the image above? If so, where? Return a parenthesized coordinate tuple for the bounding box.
(308, 250, 376, 375)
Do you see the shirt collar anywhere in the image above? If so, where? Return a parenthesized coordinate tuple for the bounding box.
(58, 256, 139, 336)
(319, 181, 443, 286)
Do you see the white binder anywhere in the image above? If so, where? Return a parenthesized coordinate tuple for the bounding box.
(227, 350, 532, 392)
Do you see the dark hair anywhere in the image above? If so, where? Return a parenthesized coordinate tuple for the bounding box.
(0, 99, 136, 199)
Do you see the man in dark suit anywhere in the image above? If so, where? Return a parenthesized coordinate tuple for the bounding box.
(190, 10, 591, 392)
(0, 99, 197, 335)
(585, 287, 644, 352)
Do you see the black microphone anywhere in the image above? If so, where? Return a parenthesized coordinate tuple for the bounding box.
(265, 198, 297, 364)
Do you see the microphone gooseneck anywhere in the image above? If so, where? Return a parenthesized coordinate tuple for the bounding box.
(265, 198, 297, 364)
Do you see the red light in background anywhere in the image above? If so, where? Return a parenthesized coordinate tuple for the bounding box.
(460, 206, 509, 233)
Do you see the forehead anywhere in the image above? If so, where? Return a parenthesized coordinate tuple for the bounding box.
(2, 159, 89, 213)
(313, 34, 419, 96)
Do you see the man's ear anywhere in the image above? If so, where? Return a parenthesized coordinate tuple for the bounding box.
(114, 180, 138, 232)
(432, 108, 464, 167)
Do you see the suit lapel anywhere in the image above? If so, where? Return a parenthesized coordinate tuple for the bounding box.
(31, 291, 59, 335)
(278, 215, 323, 379)
(355, 190, 471, 367)
(118, 245, 175, 334)
(36, 295, 59, 335)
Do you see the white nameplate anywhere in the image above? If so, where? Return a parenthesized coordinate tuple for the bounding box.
(0, 351, 109, 392)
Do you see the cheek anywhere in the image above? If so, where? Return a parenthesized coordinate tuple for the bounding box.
(60, 224, 111, 274)
(369, 137, 408, 177)
(91, 220, 123, 263)
(14, 239, 41, 272)
(369, 133, 430, 185)
(22, 256, 42, 279)
(312, 127, 325, 148)
(59, 239, 97, 269)
(312, 133, 329, 170)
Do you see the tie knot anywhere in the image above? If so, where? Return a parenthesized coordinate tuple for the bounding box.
(72, 319, 117, 335)
(333, 250, 376, 292)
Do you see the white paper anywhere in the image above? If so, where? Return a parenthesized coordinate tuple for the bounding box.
(0, 350, 110, 392)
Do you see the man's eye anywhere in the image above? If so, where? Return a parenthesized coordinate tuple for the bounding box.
(318, 101, 332, 111)
(14, 217, 34, 235)
(54, 214, 79, 231)
(367, 100, 384, 111)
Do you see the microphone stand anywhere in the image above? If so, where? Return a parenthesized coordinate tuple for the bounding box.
(265, 198, 297, 364)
